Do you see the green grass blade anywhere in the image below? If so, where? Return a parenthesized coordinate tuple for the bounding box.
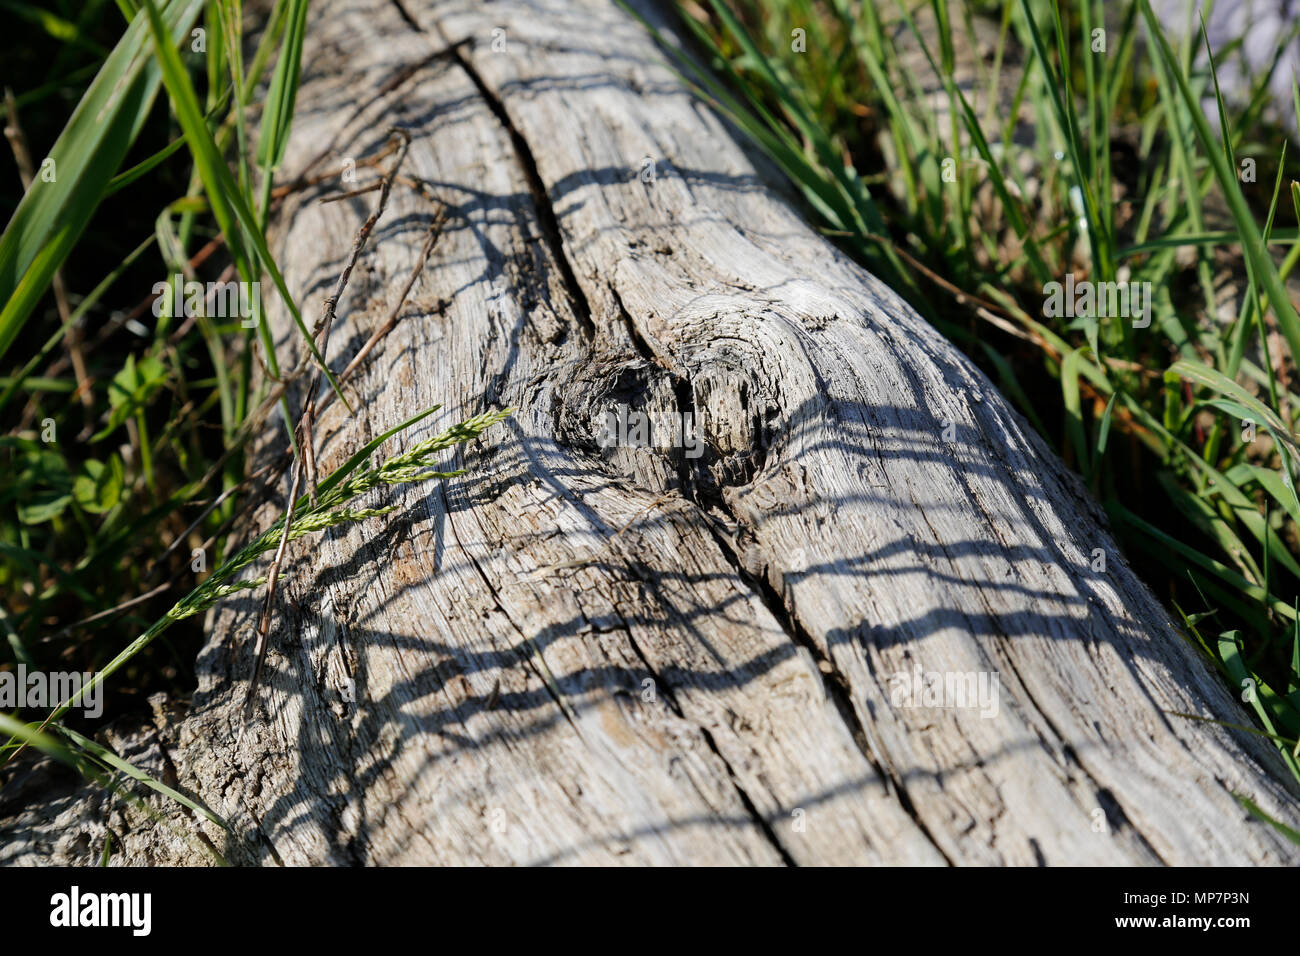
(55, 725, 229, 829)
(255, 0, 309, 172)
(0, 0, 205, 364)
(138, 0, 349, 411)
(1139, 0, 1300, 372)
(1234, 793, 1300, 846)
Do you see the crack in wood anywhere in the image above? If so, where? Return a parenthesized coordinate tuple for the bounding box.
(441, 38, 596, 339)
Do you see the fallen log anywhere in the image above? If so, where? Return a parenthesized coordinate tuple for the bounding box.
(5, 0, 1300, 866)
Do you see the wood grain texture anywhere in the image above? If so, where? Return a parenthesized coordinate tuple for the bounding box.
(4, 0, 1299, 866)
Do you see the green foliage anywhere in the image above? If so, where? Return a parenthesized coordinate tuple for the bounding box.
(0, 0, 206, 362)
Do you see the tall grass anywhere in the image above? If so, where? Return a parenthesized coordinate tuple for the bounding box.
(648, 0, 1300, 815)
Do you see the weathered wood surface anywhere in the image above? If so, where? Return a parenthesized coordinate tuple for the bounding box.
(5, 0, 1300, 866)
